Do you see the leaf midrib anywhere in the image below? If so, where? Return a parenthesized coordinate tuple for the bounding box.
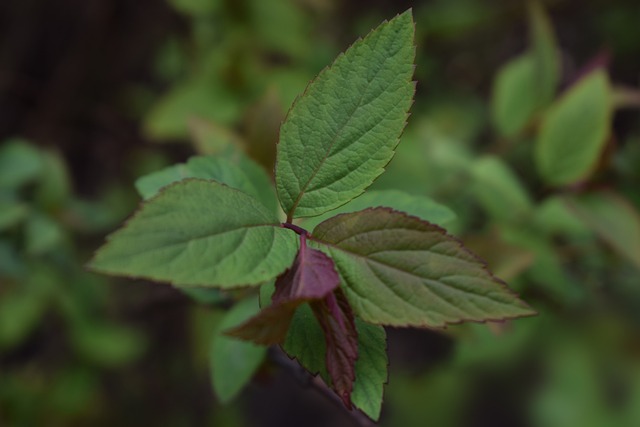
(286, 53, 391, 219)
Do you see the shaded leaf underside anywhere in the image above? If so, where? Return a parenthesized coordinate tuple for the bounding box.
(226, 235, 340, 344)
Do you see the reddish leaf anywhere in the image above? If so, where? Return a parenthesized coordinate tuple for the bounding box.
(311, 289, 359, 408)
(225, 234, 340, 344)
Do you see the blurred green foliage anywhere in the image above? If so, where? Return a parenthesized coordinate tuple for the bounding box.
(2, 0, 640, 426)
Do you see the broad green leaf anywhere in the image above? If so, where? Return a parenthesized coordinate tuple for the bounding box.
(211, 296, 267, 403)
(535, 71, 612, 186)
(564, 190, 640, 268)
(283, 305, 388, 420)
(90, 180, 297, 288)
(276, 11, 415, 219)
(300, 190, 456, 231)
(312, 208, 535, 327)
(470, 156, 533, 223)
(135, 151, 277, 213)
(0, 139, 42, 189)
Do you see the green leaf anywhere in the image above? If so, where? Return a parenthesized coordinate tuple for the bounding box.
(135, 151, 277, 213)
(349, 320, 387, 420)
(276, 11, 415, 219)
(143, 79, 242, 140)
(0, 290, 48, 349)
(71, 322, 145, 367)
(529, 1, 560, 106)
(535, 71, 612, 186)
(25, 213, 64, 256)
(470, 156, 533, 223)
(300, 189, 456, 231)
(311, 208, 535, 327)
(491, 54, 540, 137)
(187, 118, 244, 155)
(89, 180, 298, 288)
(0, 199, 28, 231)
(211, 296, 268, 403)
(491, 2, 559, 137)
(283, 305, 388, 420)
(0, 139, 42, 189)
(564, 190, 640, 269)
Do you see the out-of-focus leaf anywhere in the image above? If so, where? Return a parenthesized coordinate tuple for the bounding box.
(529, 1, 560, 106)
(247, 0, 309, 59)
(242, 88, 284, 170)
(143, 79, 243, 140)
(187, 118, 245, 155)
(167, 0, 221, 16)
(300, 189, 456, 231)
(181, 287, 228, 305)
(211, 296, 267, 403)
(25, 213, 64, 256)
(470, 156, 533, 223)
(134, 152, 277, 213)
(0, 290, 48, 349)
(535, 71, 612, 186)
(0, 240, 25, 278)
(565, 190, 640, 268)
(312, 208, 536, 327)
(90, 180, 298, 288)
(500, 227, 585, 305)
(491, 3, 559, 137)
(34, 149, 71, 209)
(71, 322, 145, 367)
(0, 139, 42, 189)
(533, 196, 592, 237)
(0, 199, 28, 231)
(491, 54, 540, 137)
(531, 340, 612, 427)
(276, 11, 415, 219)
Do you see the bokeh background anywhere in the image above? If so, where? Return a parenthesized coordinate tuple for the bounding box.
(1, 0, 640, 426)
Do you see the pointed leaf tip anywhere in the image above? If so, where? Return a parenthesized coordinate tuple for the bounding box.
(311, 207, 536, 328)
(276, 11, 416, 219)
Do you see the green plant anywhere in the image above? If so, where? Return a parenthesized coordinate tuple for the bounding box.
(89, 11, 535, 420)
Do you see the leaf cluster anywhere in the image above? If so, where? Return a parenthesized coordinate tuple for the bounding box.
(90, 11, 534, 420)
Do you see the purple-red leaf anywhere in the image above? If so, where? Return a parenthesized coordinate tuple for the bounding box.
(225, 235, 340, 344)
(311, 289, 359, 408)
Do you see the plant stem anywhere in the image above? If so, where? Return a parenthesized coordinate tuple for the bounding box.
(282, 222, 308, 236)
(269, 347, 375, 427)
